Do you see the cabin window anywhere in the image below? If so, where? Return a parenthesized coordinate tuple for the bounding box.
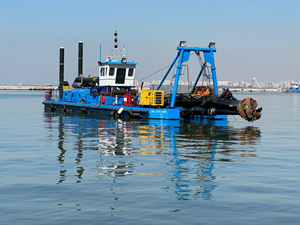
(109, 68, 115, 76)
(115, 68, 126, 84)
(100, 67, 107, 76)
(128, 68, 134, 77)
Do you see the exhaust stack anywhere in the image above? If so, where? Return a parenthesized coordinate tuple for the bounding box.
(78, 41, 83, 76)
(59, 47, 64, 100)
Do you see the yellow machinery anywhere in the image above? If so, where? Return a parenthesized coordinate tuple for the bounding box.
(139, 90, 164, 106)
(63, 81, 70, 91)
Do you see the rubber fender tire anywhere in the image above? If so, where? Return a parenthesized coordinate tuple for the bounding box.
(92, 90, 98, 99)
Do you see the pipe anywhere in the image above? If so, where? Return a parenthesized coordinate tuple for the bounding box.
(59, 47, 64, 100)
(78, 41, 83, 76)
(180, 108, 239, 116)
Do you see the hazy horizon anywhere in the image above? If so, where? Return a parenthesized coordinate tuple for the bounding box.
(1, 0, 299, 86)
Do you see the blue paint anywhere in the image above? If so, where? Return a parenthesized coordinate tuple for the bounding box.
(286, 82, 300, 92)
(182, 51, 190, 63)
(101, 61, 137, 65)
(149, 108, 181, 119)
(170, 49, 185, 108)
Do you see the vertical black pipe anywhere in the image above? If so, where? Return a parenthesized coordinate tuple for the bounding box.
(59, 47, 64, 100)
(78, 41, 83, 76)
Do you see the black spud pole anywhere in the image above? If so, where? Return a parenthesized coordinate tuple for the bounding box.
(78, 41, 83, 76)
(59, 47, 64, 100)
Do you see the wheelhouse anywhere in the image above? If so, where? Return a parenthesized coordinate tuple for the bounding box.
(98, 60, 137, 87)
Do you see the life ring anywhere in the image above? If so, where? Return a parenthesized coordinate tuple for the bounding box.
(119, 110, 133, 120)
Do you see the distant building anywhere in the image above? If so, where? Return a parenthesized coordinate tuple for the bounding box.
(252, 77, 258, 88)
(267, 82, 274, 88)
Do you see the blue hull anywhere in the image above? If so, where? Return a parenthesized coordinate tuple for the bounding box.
(286, 87, 300, 92)
(43, 99, 227, 120)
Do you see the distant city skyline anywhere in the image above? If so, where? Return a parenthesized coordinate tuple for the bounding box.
(142, 78, 297, 90)
(1, 77, 297, 90)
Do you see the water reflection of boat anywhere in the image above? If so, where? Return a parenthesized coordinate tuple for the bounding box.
(145, 119, 261, 200)
(44, 112, 261, 199)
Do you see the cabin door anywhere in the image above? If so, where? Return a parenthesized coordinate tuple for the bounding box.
(115, 68, 126, 84)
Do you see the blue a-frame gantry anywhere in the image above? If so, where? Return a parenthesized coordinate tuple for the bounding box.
(156, 42, 218, 108)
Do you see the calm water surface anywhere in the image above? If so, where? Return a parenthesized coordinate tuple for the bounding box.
(0, 91, 299, 224)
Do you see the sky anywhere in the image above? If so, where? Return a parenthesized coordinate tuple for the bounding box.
(0, 0, 299, 85)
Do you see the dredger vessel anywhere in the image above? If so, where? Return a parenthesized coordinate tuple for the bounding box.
(43, 32, 262, 122)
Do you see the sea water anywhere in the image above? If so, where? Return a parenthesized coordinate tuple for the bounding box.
(0, 90, 299, 224)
